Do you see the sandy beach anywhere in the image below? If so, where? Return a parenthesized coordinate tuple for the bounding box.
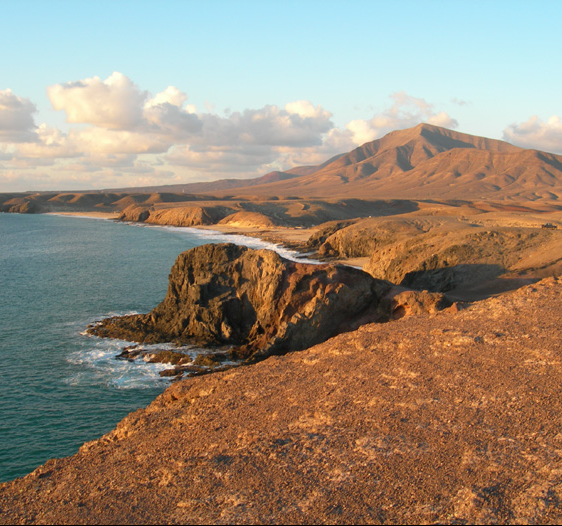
(46, 211, 121, 220)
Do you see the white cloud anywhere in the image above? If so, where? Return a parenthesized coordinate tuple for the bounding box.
(163, 101, 334, 172)
(196, 103, 333, 148)
(143, 100, 202, 139)
(285, 100, 330, 120)
(503, 115, 562, 154)
(48, 73, 202, 147)
(48, 72, 147, 129)
(72, 126, 173, 155)
(427, 111, 458, 128)
(145, 86, 188, 109)
(0, 89, 38, 142)
(166, 144, 278, 173)
(16, 124, 78, 159)
(344, 92, 458, 146)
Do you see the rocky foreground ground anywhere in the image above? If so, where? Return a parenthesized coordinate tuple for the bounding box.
(2, 277, 562, 524)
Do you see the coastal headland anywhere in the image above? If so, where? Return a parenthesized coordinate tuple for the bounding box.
(2, 277, 562, 524)
(2, 124, 562, 523)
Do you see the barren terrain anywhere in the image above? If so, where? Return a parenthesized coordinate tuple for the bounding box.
(3, 123, 562, 523)
(2, 278, 562, 524)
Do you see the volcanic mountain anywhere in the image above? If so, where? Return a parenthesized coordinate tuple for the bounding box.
(204, 123, 562, 201)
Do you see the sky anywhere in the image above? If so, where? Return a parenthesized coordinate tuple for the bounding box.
(1, 0, 561, 192)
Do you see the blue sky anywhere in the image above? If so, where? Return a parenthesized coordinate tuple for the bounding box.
(1, 0, 561, 192)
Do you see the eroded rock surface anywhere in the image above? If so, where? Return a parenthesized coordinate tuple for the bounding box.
(89, 243, 391, 361)
(119, 204, 234, 226)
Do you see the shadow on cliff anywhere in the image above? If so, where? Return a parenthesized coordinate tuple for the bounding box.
(400, 263, 540, 301)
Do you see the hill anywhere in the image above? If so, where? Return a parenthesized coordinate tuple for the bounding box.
(3, 123, 562, 217)
(208, 123, 562, 201)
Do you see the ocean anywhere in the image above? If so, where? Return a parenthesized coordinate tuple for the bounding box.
(0, 213, 307, 483)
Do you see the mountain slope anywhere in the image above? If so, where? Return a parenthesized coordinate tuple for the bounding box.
(217, 123, 562, 201)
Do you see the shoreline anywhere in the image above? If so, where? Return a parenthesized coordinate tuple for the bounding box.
(4, 211, 562, 523)
(4, 276, 562, 523)
(47, 211, 317, 243)
(46, 211, 121, 220)
(48, 210, 341, 265)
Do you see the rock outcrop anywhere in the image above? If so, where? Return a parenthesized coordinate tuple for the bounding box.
(364, 226, 561, 294)
(4, 278, 562, 525)
(118, 204, 233, 226)
(1, 197, 43, 213)
(89, 243, 392, 361)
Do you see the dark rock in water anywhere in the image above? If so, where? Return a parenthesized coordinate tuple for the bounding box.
(192, 353, 225, 367)
(159, 368, 185, 377)
(115, 349, 144, 361)
(90, 243, 391, 362)
(142, 350, 192, 365)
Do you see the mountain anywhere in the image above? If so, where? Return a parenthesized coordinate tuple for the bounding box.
(211, 123, 562, 201)
(4, 124, 562, 208)
(103, 170, 304, 195)
(104, 153, 348, 195)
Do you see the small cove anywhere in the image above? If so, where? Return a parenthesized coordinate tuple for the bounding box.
(0, 214, 312, 482)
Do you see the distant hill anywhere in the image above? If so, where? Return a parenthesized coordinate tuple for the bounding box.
(4, 124, 562, 209)
(105, 170, 305, 195)
(209, 123, 562, 201)
(103, 154, 347, 195)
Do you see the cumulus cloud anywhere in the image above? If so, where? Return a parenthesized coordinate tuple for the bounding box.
(197, 103, 332, 148)
(164, 101, 334, 172)
(48, 72, 147, 130)
(503, 115, 562, 154)
(143, 100, 202, 139)
(16, 124, 78, 159)
(145, 86, 187, 109)
(344, 92, 458, 146)
(72, 127, 173, 155)
(166, 144, 279, 174)
(58, 154, 170, 177)
(0, 89, 38, 142)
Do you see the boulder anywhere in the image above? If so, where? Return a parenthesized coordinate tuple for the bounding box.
(90, 243, 391, 362)
(388, 289, 452, 319)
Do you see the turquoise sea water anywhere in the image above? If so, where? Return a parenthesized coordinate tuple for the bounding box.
(0, 214, 307, 483)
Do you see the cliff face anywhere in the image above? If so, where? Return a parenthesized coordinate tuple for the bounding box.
(118, 204, 234, 226)
(90, 243, 391, 361)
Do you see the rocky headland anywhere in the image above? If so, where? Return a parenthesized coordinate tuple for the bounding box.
(2, 277, 562, 524)
(88, 243, 394, 366)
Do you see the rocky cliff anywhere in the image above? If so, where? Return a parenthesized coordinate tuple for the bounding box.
(89, 243, 392, 361)
(118, 204, 234, 226)
(4, 278, 562, 524)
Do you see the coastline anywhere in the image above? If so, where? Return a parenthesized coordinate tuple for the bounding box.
(48, 210, 341, 265)
(4, 276, 562, 524)
(3, 210, 562, 523)
(48, 211, 316, 244)
(46, 211, 121, 220)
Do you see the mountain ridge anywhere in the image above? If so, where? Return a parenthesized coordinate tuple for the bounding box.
(215, 123, 562, 201)
(3, 123, 562, 207)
